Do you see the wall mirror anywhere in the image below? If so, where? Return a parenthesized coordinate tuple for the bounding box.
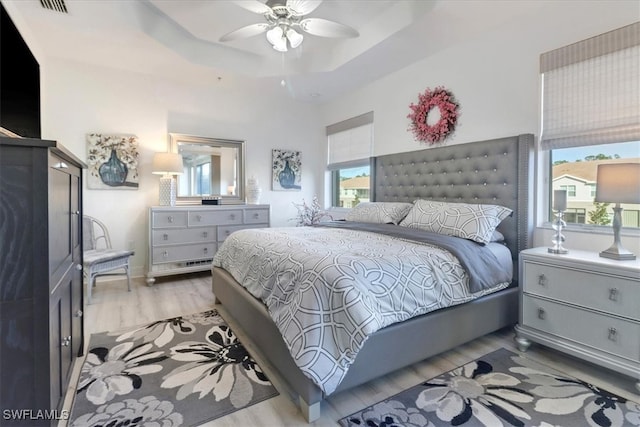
(169, 133, 245, 204)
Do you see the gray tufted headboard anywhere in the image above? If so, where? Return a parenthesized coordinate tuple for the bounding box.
(373, 134, 534, 283)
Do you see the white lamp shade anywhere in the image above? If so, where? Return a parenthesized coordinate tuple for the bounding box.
(595, 163, 640, 204)
(152, 152, 183, 175)
(286, 28, 304, 48)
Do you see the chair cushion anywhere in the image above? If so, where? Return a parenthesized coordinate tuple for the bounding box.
(84, 249, 134, 266)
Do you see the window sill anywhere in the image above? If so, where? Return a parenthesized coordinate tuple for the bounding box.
(539, 222, 640, 237)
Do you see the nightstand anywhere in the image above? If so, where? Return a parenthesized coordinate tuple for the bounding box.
(514, 247, 640, 392)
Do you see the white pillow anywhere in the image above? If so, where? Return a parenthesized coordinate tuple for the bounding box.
(399, 200, 512, 244)
(345, 202, 414, 225)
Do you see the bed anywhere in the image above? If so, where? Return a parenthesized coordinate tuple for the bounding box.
(211, 133, 534, 421)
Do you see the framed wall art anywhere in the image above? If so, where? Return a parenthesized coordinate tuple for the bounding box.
(86, 133, 139, 189)
(272, 149, 301, 191)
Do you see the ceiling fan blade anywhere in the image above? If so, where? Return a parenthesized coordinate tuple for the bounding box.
(233, 0, 273, 15)
(286, 0, 322, 16)
(299, 18, 359, 38)
(219, 23, 271, 42)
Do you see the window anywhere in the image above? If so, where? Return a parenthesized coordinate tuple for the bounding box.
(541, 23, 640, 229)
(327, 112, 373, 208)
(195, 162, 211, 195)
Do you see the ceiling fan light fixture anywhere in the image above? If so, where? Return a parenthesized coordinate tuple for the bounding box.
(286, 28, 303, 48)
(266, 26, 284, 45)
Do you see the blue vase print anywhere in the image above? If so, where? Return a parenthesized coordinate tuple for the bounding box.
(99, 149, 128, 186)
(278, 160, 300, 189)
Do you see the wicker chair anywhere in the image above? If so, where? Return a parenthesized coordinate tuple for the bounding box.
(82, 215, 134, 304)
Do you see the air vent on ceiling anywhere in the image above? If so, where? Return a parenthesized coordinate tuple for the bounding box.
(39, 0, 67, 13)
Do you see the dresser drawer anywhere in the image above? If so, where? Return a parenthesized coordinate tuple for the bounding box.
(244, 208, 269, 224)
(152, 227, 216, 246)
(522, 295, 640, 362)
(189, 210, 243, 226)
(152, 211, 188, 228)
(152, 243, 216, 264)
(217, 224, 265, 242)
(523, 261, 640, 321)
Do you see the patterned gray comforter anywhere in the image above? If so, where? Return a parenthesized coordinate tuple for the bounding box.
(212, 225, 511, 395)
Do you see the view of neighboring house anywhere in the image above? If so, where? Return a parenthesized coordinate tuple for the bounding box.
(339, 176, 370, 208)
(552, 158, 640, 227)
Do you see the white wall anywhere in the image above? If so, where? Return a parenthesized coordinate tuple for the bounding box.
(319, 1, 640, 255)
(40, 58, 325, 276)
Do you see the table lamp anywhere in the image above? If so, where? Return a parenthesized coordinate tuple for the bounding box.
(595, 163, 640, 260)
(152, 152, 183, 206)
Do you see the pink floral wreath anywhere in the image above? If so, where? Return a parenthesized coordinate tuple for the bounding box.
(407, 86, 459, 144)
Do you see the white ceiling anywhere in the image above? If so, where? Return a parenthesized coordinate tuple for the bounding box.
(4, 0, 549, 102)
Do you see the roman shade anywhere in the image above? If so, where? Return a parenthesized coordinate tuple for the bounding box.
(327, 111, 373, 170)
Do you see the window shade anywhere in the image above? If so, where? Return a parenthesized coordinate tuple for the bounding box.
(540, 22, 640, 150)
(327, 111, 373, 169)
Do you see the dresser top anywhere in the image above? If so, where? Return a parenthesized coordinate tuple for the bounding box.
(150, 204, 269, 211)
(522, 247, 640, 274)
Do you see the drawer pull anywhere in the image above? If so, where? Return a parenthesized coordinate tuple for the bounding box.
(163, 251, 169, 258)
(167, 216, 174, 223)
(202, 231, 208, 238)
(608, 327, 618, 342)
(163, 234, 169, 241)
(608, 288, 618, 302)
(537, 308, 546, 320)
(229, 214, 236, 220)
(61, 336, 71, 347)
(225, 230, 231, 236)
(197, 215, 202, 221)
(537, 274, 547, 286)
(203, 247, 209, 254)
(253, 213, 260, 219)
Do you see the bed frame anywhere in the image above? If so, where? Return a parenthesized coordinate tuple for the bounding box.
(212, 133, 534, 421)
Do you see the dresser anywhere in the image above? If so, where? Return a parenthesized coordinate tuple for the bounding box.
(146, 205, 270, 284)
(515, 247, 640, 391)
(0, 137, 85, 424)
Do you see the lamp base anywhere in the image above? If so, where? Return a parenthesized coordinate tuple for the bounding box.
(599, 245, 637, 261)
(159, 176, 177, 206)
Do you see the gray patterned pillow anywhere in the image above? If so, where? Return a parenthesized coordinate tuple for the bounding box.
(345, 202, 414, 225)
(399, 200, 512, 244)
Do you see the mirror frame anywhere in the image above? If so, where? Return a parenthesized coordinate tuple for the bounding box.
(169, 133, 245, 205)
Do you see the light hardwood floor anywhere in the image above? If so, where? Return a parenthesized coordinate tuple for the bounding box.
(61, 273, 640, 426)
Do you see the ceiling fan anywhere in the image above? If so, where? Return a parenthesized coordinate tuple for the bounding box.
(219, 0, 359, 52)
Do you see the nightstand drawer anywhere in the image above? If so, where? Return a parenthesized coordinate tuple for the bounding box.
(152, 227, 216, 245)
(189, 210, 243, 226)
(152, 211, 188, 228)
(522, 295, 640, 361)
(244, 209, 269, 224)
(152, 243, 216, 264)
(523, 261, 640, 320)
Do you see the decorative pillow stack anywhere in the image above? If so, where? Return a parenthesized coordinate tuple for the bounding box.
(345, 202, 414, 225)
(399, 200, 512, 244)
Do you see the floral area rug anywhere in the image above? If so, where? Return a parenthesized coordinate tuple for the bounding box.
(69, 309, 278, 426)
(340, 348, 640, 427)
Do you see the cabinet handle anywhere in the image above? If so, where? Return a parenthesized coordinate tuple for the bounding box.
(163, 233, 169, 241)
(75, 264, 83, 271)
(61, 336, 71, 347)
(203, 247, 208, 254)
(229, 214, 236, 220)
(253, 213, 259, 219)
(608, 327, 618, 342)
(537, 274, 547, 286)
(168, 216, 174, 223)
(163, 251, 168, 258)
(72, 211, 80, 215)
(197, 215, 202, 221)
(202, 231, 208, 238)
(537, 308, 546, 320)
(225, 230, 230, 236)
(75, 310, 83, 318)
(608, 288, 618, 301)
